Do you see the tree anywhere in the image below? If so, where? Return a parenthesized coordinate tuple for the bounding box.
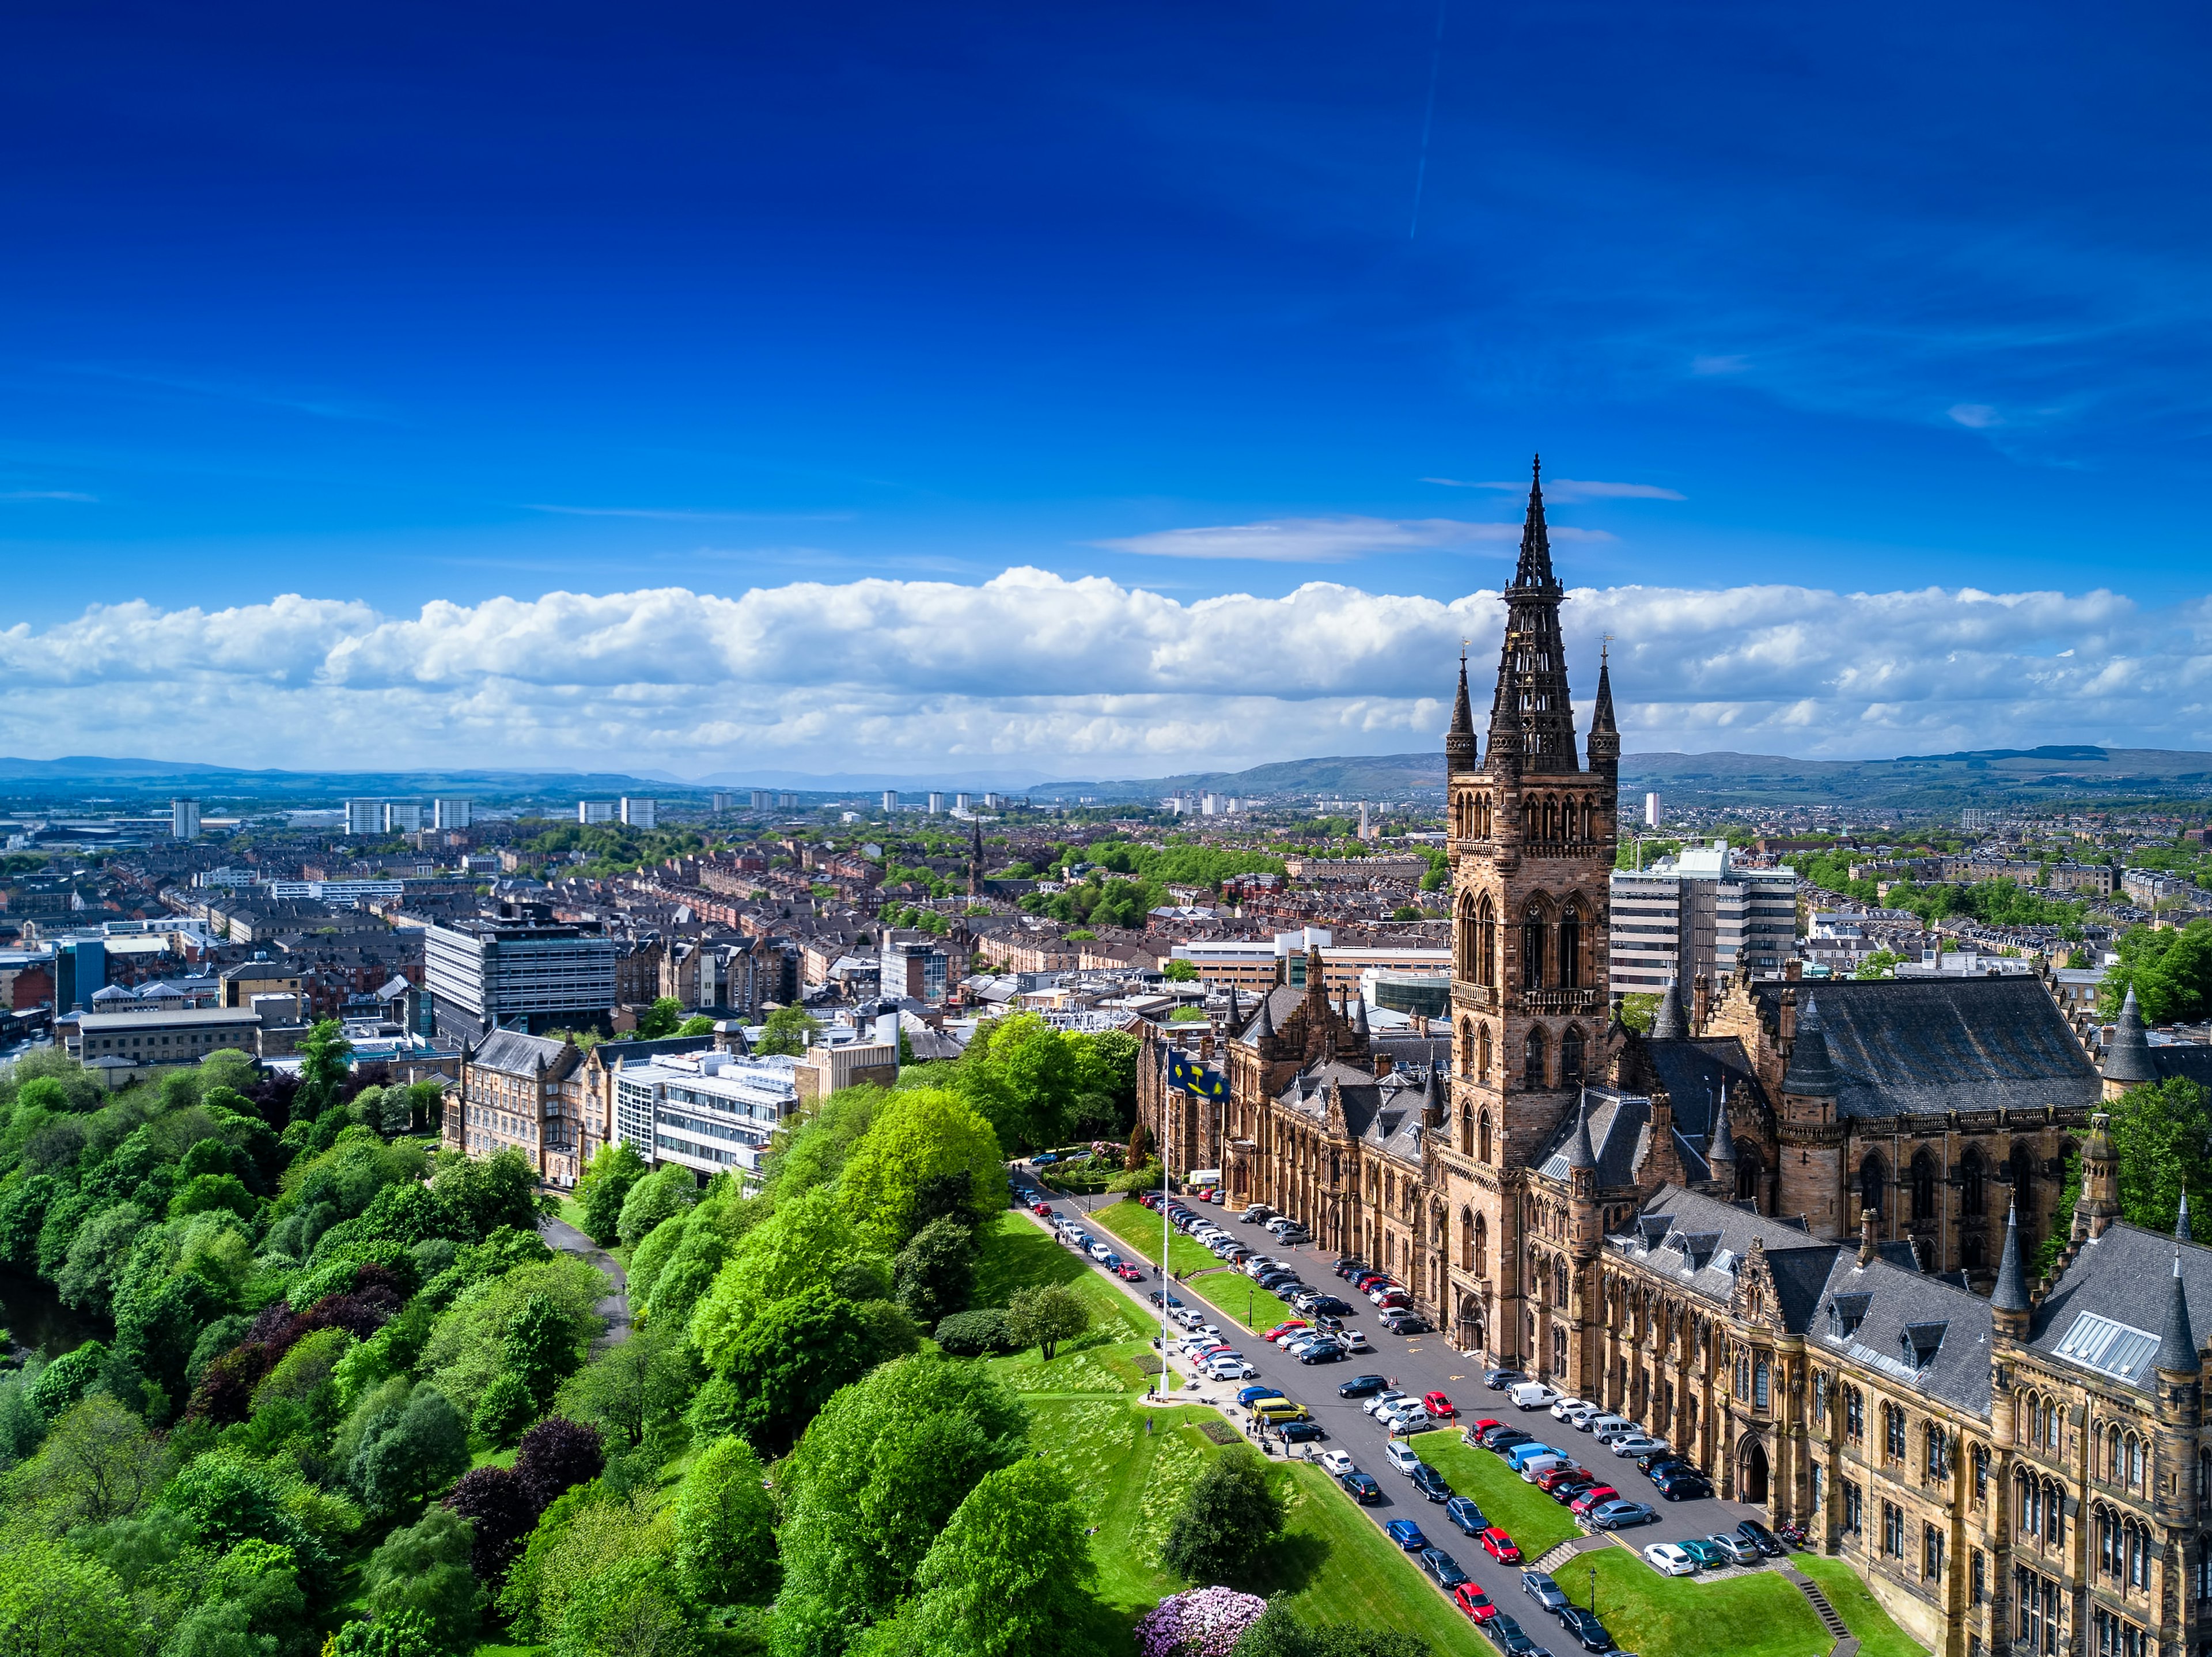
(2101, 919, 2212, 1023)
(617, 1162, 698, 1249)
(722, 1286, 877, 1457)
(430, 1148, 550, 1242)
(1006, 1283, 1089, 1361)
(837, 1087, 1006, 1248)
(0, 1537, 135, 1657)
(756, 1006, 822, 1057)
(473, 1372, 542, 1446)
(1230, 1608, 1433, 1657)
(688, 1188, 877, 1368)
(351, 1383, 471, 1516)
(294, 1021, 355, 1121)
(1854, 949, 1906, 980)
(29, 1340, 108, 1420)
(892, 1217, 975, 1328)
(324, 1610, 444, 1657)
(775, 1355, 1027, 1644)
(169, 1172, 257, 1222)
(548, 1552, 701, 1657)
(636, 998, 688, 1040)
(16, 1393, 166, 1526)
(365, 1503, 482, 1654)
(1160, 1446, 1285, 1582)
(556, 1320, 695, 1454)
(445, 1464, 538, 1585)
(575, 1142, 649, 1248)
(504, 1291, 585, 1407)
(515, 1415, 607, 1510)
(2097, 1077, 2212, 1241)
(675, 1435, 778, 1605)
(675, 1015, 717, 1037)
(1161, 958, 1198, 983)
(55, 1203, 150, 1312)
(906, 1458, 1097, 1657)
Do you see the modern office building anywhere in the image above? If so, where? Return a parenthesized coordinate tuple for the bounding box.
(432, 798, 474, 831)
(612, 1049, 802, 1186)
(423, 905, 618, 1038)
(578, 800, 616, 825)
(171, 798, 201, 840)
(1608, 838, 1798, 998)
(620, 797, 656, 829)
(66, 1003, 260, 1068)
(54, 938, 106, 1010)
(382, 801, 423, 833)
(1644, 791, 1661, 828)
(344, 799, 386, 836)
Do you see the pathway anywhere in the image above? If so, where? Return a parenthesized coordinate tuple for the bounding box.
(540, 1214, 631, 1349)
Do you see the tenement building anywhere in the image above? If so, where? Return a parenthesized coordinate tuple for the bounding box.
(1140, 458, 2196, 1655)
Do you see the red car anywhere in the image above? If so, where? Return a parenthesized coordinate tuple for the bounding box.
(1469, 1417, 1505, 1438)
(1423, 1390, 1456, 1418)
(1031, 1203, 1052, 1216)
(1264, 1321, 1310, 1341)
(1479, 1527, 1522, 1564)
(1535, 1465, 1586, 1493)
(1453, 1583, 1499, 1624)
(1114, 1264, 1145, 1281)
(1569, 1485, 1620, 1517)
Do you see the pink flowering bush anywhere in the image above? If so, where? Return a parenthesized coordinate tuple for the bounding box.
(1134, 1586, 1267, 1657)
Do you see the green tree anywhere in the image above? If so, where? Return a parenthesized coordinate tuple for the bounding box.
(2100, 919, 2212, 1023)
(774, 1354, 1027, 1650)
(688, 1189, 877, 1368)
(169, 1172, 257, 1222)
(1230, 1607, 1433, 1657)
(1854, 949, 1906, 980)
(0, 1536, 135, 1657)
(675, 1015, 717, 1037)
(351, 1383, 472, 1516)
(836, 1087, 1005, 1248)
(1160, 1446, 1285, 1582)
(1006, 1283, 1088, 1361)
(55, 1203, 149, 1313)
(294, 1020, 355, 1121)
(675, 1435, 778, 1604)
(722, 1286, 877, 1457)
(429, 1147, 550, 1241)
(756, 1006, 823, 1057)
(908, 1458, 1098, 1657)
(891, 1217, 975, 1328)
(556, 1319, 697, 1454)
(636, 998, 688, 1040)
(617, 1162, 698, 1249)
(15, 1393, 167, 1527)
(575, 1141, 650, 1247)
(325, 1611, 444, 1657)
(364, 1503, 483, 1654)
(505, 1291, 585, 1406)
(2097, 1077, 2212, 1241)
(950, 1013, 1083, 1151)
(760, 1087, 882, 1200)
(1161, 958, 1198, 983)
(550, 1552, 700, 1657)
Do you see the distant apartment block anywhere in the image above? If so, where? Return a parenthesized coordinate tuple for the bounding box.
(750, 790, 774, 809)
(383, 802, 423, 833)
(344, 799, 385, 836)
(578, 800, 616, 825)
(1609, 839, 1797, 997)
(620, 797, 656, 829)
(881, 790, 899, 814)
(710, 792, 733, 812)
(171, 797, 201, 840)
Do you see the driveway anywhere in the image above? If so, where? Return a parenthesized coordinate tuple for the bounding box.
(1014, 1176, 1779, 1641)
(540, 1214, 631, 1349)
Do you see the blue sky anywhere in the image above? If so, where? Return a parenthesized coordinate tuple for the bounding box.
(1, 1, 2207, 775)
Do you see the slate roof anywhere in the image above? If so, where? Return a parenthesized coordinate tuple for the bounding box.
(470, 1027, 574, 1074)
(1238, 984, 1309, 1042)
(1605, 1184, 1826, 1324)
(1535, 1086, 1713, 1188)
(1810, 1246, 1994, 1418)
(1748, 977, 2097, 1120)
(2031, 1221, 2212, 1395)
(1638, 1038, 1768, 1140)
(1275, 1059, 1433, 1169)
(2144, 1044, 2212, 1090)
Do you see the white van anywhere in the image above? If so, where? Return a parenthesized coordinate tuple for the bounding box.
(1520, 1454, 1573, 1484)
(1510, 1381, 1560, 1410)
(1588, 1414, 1634, 1442)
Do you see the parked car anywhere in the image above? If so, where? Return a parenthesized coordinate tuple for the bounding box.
(1482, 1613, 1539, 1656)
(1444, 1495, 1488, 1535)
(1567, 1485, 1621, 1517)
(1479, 1527, 1523, 1564)
(1205, 1356, 1257, 1381)
(1652, 1470, 1711, 1501)
(1237, 1385, 1284, 1405)
(1586, 1415, 1633, 1441)
(1510, 1381, 1560, 1410)
(1421, 1547, 1471, 1589)
(1588, 1499, 1657, 1530)
(1520, 1571, 1569, 1615)
(1678, 1537, 1729, 1568)
(1278, 1419, 1326, 1443)
(1363, 1389, 1410, 1416)
(1484, 1367, 1529, 1390)
(1339, 1373, 1389, 1398)
(1424, 1390, 1457, 1418)
(1382, 1441, 1425, 1476)
(1114, 1263, 1145, 1281)
(1548, 1479, 1596, 1507)
(1409, 1463, 1453, 1502)
(1612, 1435, 1669, 1458)
(1342, 1329, 1373, 1352)
(1535, 1465, 1588, 1494)
(1453, 1583, 1500, 1624)
(1643, 1542, 1697, 1576)
(1384, 1519, 1430, 1551)
(1379, 1310, 1431, 1333)
(1298, 1344, 1346, 1365)
(1638, 1451, 1694, 1477)
(1706, 1532, 1760, 1566)
(1736, 1518, 1787, 1557)
(1484, 1428, 1535, 1454)
(1339, 1470, 1382, 1503)
(1557, 1606, 1615, 1652)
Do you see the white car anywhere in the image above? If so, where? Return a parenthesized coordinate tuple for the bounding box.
(1207, 1358, 1259, 1381)
(1643, 1542, 1698, 1577)
(1198, 1325, 1223, 1342)
(1380, 1403, 1433, 1431)
(1363, 1389, 1409, 1416)
(1319, 1450, 1357, 1477)
(1562, 1402, 1603, 1428)
(1382, 1441, 1425, 1475)
(1612, 1435, 1669, 1458)
(1243, 1257, 1281, 1279)
(1550, 1396, 1589, 1422)
(1342, 1330, 1373, 1352)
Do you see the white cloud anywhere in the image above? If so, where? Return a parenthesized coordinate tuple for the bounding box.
(1424, 477, 1687, 503)
(0, 572, 2205, 775)
(0, 490, 97, 502)
(1091, 515, 1531, 562)
(1948, 403, 2002, 429)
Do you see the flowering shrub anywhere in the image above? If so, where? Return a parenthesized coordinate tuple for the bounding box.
(1133, 1586, 1267, 1657)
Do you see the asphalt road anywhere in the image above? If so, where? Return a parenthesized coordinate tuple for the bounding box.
(1020, 1175, 1778, 1651)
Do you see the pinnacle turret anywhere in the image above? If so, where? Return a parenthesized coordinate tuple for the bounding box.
(2156, 1252, 2198, 1377)
(2104, 985, 2156, 1085)
(1650, 976, 1687, 1040)
(1485, 454, 1582, 774)
(1782, 998, 1841, 1098)
(1991, 1201, 2031, 1314)
(1445, 649, 1479, 775)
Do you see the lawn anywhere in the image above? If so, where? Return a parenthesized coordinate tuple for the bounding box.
(1565, 1549, 1831, 1657)
(1796, 1554, 1931, 1657)
(973, 1208, 1154, 1338)
(1086, 1199, 1300, 1333)
(1415, 1430, 1581, 1557)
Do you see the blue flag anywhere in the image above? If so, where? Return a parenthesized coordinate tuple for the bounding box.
(1168, 1051, 1227, 1100)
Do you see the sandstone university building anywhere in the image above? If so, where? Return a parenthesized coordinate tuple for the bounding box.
(1140, 461, 2212, 1657)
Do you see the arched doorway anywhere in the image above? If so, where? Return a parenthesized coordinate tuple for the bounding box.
(1740, 1438, 1770, 1505)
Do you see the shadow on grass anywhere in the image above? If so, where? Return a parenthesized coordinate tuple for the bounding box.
(974, 1212, 1090, 1306)
(1237, 1526, 1332, 1599)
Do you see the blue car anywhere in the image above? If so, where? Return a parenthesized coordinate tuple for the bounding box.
(1238, 1386, 1285, 1406)
(1444, 1496, 1488, 1536)
(1384, 1519, 1430, 1551)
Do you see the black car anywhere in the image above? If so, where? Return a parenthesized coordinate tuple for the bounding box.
(1484, 1428, 1535, 1453)
(1333, 1256, 1368, 1279)
(1383, 1314, 1433, 1334)
(1299, 1344, 1347, 1364)
(1408, 1463, 1453, 1503)
(1278, 1419, 1327, 1443)
(1339, 1374, 1390, 1398)
(1484, 1614, 1538, 1656)
(1147, 1292, 1186, 1309)
(1638, 1451, 1695, 1477)
(1485, 1368, 1529, 1390)
(1419, 1546, 1471, 1590)
(1556, 1607, 1614, 1654)
(1652, 1470, 1712, 1502)
(1258, 1273, 1301, 1291)
(1736, 1518, 1787, 1557)
(1339, 1470, 1382, 1504)
(1520, 1571, 1569, 1615)
(1305, 1295, 1354, 1316)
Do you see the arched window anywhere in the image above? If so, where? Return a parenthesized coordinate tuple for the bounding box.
(1859, 1152, 1887, 1219)
(1459, 1207, 1474, 1271)
(1456, 895, 1479, 980)
(1555, 1258, 1571, 1305)
(1474, 1211, 1488, 1275)
(1524, 1026, 1548, 1088)
(1522, 903, 1548, 989)
(1477, 1023, 1493, 1082)
(2012, 1141, 2036, 1207)
(1961, 1148, 1986, 1217)
(1753, 1358, 1771, 1409)
(1561, 1025, 1586, 1084)
(1559, 903, 1581, 988)
(1911, 1149, 1940, 1222)
(1458, 1018, 1475, 1077)
(1476, 897, 1497, 986)
(1459, 1103, 1474, 1155)
(1478, 1109, 1494, 1163)
(1733, 1140, 1759, 1203)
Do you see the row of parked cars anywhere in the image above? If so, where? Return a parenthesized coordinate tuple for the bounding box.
(1330, 1254, 1434, 1335)
(1031, 1205, 1152, 1281)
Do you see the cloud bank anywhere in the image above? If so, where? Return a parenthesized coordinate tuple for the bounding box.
(0, 571, 2205, 776)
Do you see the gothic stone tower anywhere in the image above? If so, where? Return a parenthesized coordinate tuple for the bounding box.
(1441, 457, 1619, 1370)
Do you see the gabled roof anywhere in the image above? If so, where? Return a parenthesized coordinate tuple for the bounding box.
(1634, 1038, 1767, 1142)
(470, 1027, 575, 1075)
(1810, 1245, 1993, 1417)
(2032, 1221, 2212, 1394)
(1606, 1184, 1823, 1319)
(1747, 977, 2097, 1120)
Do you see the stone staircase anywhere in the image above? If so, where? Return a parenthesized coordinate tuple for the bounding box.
(1780, 1564, 1854, 1651)
(1529, 1532, 1616, 1573)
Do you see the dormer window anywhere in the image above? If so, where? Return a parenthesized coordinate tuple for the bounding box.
(1828, 1294, 1872, 1342)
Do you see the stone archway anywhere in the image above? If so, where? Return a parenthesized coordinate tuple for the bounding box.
(1740, 1436, 1770, 1506)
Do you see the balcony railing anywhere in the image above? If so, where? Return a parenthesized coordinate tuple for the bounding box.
(1521, 987, 1607, 1015)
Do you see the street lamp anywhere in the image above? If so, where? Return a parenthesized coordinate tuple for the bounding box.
(1589, 1564, 1597, 1618)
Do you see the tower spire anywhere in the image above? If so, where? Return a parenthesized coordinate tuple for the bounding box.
(1513, 453, 1555, 590)
(1487, 453, 1580, 773)
(1445, 643, 1479, 774)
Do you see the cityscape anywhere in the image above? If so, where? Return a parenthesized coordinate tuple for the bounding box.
(3, 9, 2211, 1657)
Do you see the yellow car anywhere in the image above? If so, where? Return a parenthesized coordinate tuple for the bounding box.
(1253, 1398, 1312, 1424)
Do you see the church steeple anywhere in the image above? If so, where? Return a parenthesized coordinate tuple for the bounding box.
(1445, 647, 1479, 775)
(1587, 640, 1620, 779)
(1487, 454, 1581, 775)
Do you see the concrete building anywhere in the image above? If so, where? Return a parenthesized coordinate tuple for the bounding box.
(955, 793, 972, 812)
(710, 792, 733, 812)
(382, 802, 423, 834)
(620, 797, 656, 829)
(424, 907, 618, 1038)
(1609, 839, 1798, 999)
(67, 1004, 260, 1068)
(927, 792, 945, 814)
(1645, 791, 1661, 828)
(611, 1049, 802, 1185)
(750, 790, 774, 809)
(578, 800, 616, 825)
(171, 798, 201, 840)
(344, 799, 385, 836)
(881, 790, 899, 814)
(432, 798, 473, 831)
